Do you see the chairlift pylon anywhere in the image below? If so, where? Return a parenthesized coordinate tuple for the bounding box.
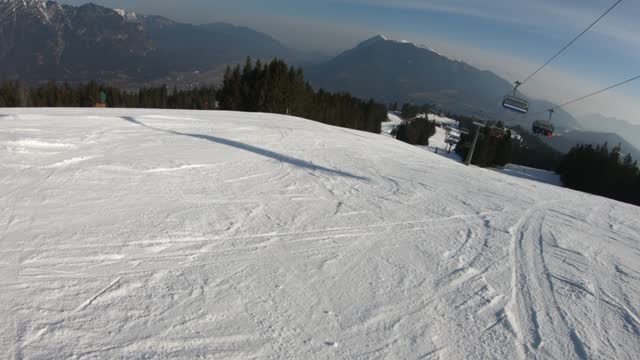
(503, 81, 529, 113)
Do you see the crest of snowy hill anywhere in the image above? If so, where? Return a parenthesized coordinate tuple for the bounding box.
(1, 108, 638, 359)
(304, 35, 582, 131)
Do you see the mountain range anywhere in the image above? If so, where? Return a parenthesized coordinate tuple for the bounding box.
(1, 0, 638, 157)
(542, 129, 640, 162)
(578, 114, 640, 150)
(0, 0, 296, 84)
(304, 35, 581, 131)
(303, 35, 640, 154)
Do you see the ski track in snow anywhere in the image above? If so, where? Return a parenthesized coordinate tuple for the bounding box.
(0, 108, 639, 359)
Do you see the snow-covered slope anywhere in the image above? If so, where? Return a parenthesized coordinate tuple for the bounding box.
(381, 112, 402, 137)
(1, 109, 639, 359)
(427, 114, 460, 151)
(495, 164, 563, 187)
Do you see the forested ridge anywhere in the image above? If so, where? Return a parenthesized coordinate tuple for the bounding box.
(393, 117, 437, 146)
(217, 58, 385, 133)
(0, 58, 387, 134)
(0, 81, 217, 110)
(451, 115, 513, 167)
(558, 143, 640, 206)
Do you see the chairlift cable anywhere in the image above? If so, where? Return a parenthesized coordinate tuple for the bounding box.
(554, 74, 640, 109)
(519, 0, 623, 87)
(530, 73, 640, 116)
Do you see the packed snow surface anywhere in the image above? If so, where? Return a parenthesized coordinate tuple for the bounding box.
(381, 112, 402, 137)
(495, 164, 563, 187)
(426, 114, 460, 155)
(428, 114, 459, 127)
(1, 109, 639, 359)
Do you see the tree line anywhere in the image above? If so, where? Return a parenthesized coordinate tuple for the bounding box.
(448, 114, 565, 170)
(1, 58, 387, 134)
(510, 126, 564, 171)
(558, 143, 640, 206)
(393, 117, 437, 146)
(398, 103, 432, 119)
(450, 115, 513, 167)
(217, 58, 385, 133)
(454, 124, 513, 167)
(0, 81, 217, 109)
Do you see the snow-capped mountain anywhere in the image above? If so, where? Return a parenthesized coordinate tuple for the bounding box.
(0, 0, 294, 83)
(359, 35, 459, 62)
(0, 0, 153, 80)
(305, 35, 581, 130)
(113, 8, 138, 22)
(0, 0, 49, 23)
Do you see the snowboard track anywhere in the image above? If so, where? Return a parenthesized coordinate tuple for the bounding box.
(1, 109, 638, 359)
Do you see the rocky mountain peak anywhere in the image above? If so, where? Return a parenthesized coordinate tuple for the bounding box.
(1, 0, 49, 23)
(355, 35, 388, 49)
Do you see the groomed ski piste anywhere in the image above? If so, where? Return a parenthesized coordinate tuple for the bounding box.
(1, 108, 639, 359)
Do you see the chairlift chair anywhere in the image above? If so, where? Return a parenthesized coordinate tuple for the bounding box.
(532, 121, 554, 137)
(446, 133, 460, 144)
(502, 81, 529, 113)
(503, 96, 529, 113)
(532, 109, 555, 137)
(445, 137, 459, 146)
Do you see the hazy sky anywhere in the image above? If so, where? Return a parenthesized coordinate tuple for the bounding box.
(62, 0, 640, 123)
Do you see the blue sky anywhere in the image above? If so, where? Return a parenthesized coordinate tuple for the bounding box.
(63, 0, 640, 123)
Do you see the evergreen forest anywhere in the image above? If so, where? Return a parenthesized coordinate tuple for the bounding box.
(558, 143, 640, 206)
(0, 58, 387, 134)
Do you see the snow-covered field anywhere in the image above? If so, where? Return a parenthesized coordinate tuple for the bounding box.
(495, 164, 563, 187)
(1, 109, 639, 359)
(381, 112, 402, 137)
(382, 112, 461, 160)
(428, 114, 459, 128)
(425, 115, 462, 161)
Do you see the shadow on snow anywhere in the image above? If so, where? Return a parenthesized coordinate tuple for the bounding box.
(121, 116, 367, 181)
